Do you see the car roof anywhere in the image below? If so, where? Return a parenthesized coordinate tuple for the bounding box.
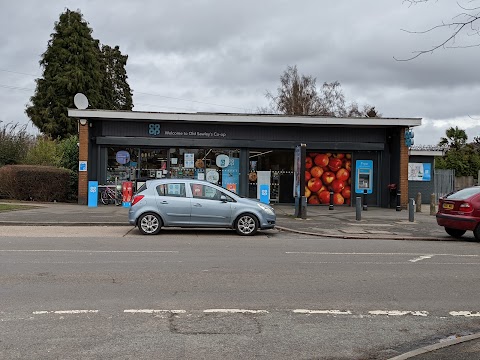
(146, 178, 214, 184)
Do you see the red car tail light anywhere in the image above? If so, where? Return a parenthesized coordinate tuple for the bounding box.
(131, 195, 144, 206)
(459, 202, 473, 212)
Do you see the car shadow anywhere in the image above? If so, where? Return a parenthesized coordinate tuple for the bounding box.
(129, 227, 279, 237)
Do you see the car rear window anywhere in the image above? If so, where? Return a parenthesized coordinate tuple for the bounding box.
(136, 183, 147, 194)
(445, 187, 480, 200)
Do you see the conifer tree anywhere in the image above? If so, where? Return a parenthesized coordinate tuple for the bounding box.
(101, 45, 133, 110)
(26, 9, 133, 139)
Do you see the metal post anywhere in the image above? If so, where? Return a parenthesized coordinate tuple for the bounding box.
(301, 196, 307, 219)
(396, 190, 401, 211)
(356, 197, 362, 221)
(430, 193, 436, 216)
(362, 189, 368, 211)
(409, 198, 415, 222)
(416, 192, 422, 212)
(329, 190, 334, 210)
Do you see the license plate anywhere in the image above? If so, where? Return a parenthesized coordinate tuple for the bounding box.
(443, 203, 454, 210)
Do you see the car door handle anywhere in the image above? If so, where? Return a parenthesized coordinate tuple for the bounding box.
(193, 203, 202, 207)
(160, 201, 168, 204)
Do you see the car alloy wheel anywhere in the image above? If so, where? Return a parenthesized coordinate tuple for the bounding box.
(138, 213, 162, 235)
(235, 214, 258, 236)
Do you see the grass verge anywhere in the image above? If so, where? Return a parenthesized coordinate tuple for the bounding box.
(0, 204, 39, 212)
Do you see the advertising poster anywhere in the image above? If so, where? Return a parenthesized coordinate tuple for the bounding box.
(221, 158, 240, 193)
(184, 153, 194, 168)
(408, 163, 431, 181)
(304, 152, 352, 205)
(294, 145, 301, 198)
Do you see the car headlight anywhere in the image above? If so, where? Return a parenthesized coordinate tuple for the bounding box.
(257, 203, 275, 216)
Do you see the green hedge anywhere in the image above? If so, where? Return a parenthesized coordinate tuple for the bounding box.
(0, 165, 73, 202)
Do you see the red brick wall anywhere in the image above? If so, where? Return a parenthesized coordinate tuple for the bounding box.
(78, 121, 89, 205)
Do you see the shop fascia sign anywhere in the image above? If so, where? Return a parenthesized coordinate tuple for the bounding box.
(162, 129, 227, 138)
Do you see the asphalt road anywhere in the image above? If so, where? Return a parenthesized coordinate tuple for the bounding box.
(1, 226, 480, 359)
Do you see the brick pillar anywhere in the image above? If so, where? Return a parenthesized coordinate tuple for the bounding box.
(399, 129, 409, 209)
(78, 120, 89, 205)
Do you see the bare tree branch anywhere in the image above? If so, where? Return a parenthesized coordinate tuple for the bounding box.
(396, 0, 480, 60)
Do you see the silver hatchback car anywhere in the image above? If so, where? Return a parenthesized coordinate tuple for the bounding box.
(128, 179, 276, 236)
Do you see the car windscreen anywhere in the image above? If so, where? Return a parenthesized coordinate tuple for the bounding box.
(446, 187, 480, 200)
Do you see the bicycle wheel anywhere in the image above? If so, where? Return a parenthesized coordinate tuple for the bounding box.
(100, 190, 110, 205)
(114, 194, 122, 206)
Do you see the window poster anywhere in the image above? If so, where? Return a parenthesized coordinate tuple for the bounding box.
(184, 153, 194, 168)
(221, 158, 239, 193)
(192, 184, 203, 197)
(168, 183, 181, 195)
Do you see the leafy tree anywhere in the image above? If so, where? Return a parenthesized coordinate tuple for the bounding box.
(397, 1, 480, 60)
(438, 126, 468, 151)
(0, 122, 34, 166)
(436, 144, 480, 177)
(23, 136, 60, 166)
(436, 126, 480, 176)
(26, 9, 133, 139)
(58, 135, 79, 172)
(101, 45, 133, 110)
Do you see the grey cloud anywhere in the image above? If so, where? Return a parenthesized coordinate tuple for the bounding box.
(1, 0, 480, 145)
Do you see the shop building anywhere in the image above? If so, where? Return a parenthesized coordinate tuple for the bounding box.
(68, 110, 421, 207)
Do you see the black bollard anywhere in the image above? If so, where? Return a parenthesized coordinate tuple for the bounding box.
(409, 198, 415, 222)
(396, 190, 401, 211)
(356, 197, 362, 221)
(362, 189, 368, 211)
(329, 190, 334, 210)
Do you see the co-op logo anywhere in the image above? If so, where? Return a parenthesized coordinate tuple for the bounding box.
(148, 123, 161, 136)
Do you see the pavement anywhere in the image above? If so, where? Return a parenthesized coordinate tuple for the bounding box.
(0, 200, 477, 242)
(0, 200, 479, 359)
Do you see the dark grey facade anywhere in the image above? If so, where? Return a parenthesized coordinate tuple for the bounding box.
(69, 110, 422, 208)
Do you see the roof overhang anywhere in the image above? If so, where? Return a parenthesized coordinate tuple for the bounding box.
(68, 109, 422, 127)
(409, 149, 445, 156)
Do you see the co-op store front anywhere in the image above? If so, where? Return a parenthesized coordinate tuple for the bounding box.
(68, 110, 421, 207)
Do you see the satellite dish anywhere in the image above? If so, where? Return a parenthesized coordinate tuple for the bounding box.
(74, 93, 89, 109)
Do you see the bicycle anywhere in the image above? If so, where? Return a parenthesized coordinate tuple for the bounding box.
(100, 186, 122, 206)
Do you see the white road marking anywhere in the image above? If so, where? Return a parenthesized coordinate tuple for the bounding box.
(124, 309, 186, 314)
(450, 311, 480, 317)
(0, 250, 178, 253)
(301, 262, 480, 265)
(203, 309, 269, 314)
(409, 255, 433, 263)
(285, 252, 478, 257)
(368, 310, 428, 316)
(33, 310, 98, 315)
(293, 309, 352, 315)
(26, 309, 480, 318)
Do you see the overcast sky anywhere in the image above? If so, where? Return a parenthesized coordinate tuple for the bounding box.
(1, 0, 480, 145)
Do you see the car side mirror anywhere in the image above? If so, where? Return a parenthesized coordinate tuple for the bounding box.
(220, 195, 227, 202)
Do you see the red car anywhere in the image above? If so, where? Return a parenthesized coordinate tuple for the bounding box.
(436, 186, 480, 240)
